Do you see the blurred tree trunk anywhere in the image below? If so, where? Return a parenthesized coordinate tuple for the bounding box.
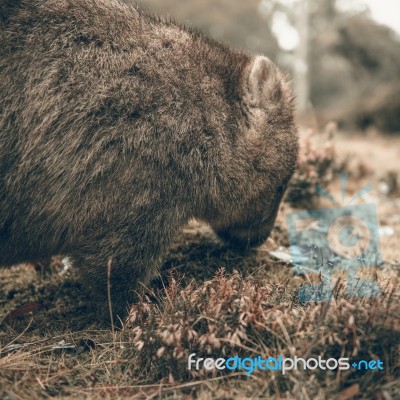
(294, 0, 310, 117)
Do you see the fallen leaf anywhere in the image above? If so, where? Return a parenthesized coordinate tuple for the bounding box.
(340, 384, 360, 400)
(3, 303, 41, 322)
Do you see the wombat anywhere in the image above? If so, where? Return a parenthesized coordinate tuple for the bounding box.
(0, 0, 298, 320)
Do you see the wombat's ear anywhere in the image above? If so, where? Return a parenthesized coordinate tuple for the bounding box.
(246, 56, 282, 106)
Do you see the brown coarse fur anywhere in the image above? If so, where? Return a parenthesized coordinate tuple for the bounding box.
(0, 0, 298, 321)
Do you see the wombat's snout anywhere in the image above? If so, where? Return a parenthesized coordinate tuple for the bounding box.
(216, 221, 272, 252)
(214, 186, 286, 252)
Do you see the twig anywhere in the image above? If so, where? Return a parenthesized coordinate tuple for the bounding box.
(107, 258, 115, 336)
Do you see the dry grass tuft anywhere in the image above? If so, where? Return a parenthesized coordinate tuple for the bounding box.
(123, 269, 400, 398)
(286, 127, 347, 208)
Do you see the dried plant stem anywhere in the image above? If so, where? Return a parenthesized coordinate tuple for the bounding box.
(107, 258, 115, 337)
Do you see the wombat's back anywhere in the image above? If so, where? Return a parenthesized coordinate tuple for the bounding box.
(0, 0, 250, 260)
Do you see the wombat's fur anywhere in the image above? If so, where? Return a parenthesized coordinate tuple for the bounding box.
(0, 0, 298, 320)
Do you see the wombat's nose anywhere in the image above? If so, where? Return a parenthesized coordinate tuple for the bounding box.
(216, 224, 271, 253)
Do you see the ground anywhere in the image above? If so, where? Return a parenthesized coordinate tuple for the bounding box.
(0, 131, 399, 399)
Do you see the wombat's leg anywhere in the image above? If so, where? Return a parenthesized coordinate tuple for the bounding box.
(70, 249, 160, 323)
(69, 241, 160, 321)
(68, 217, 182, 322)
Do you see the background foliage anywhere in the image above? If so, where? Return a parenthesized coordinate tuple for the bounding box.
(137, 0, 400, 133)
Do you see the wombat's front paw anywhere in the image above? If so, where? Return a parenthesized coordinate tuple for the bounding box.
(85, 288, 135, 325)
(77, 268, 138, 325)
